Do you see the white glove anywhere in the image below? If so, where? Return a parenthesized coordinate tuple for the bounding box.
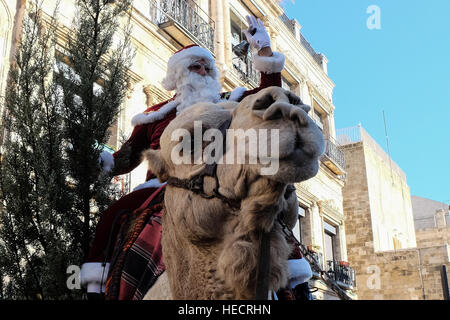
(243, 15, 271, 51)
(98, 150, 114, 173)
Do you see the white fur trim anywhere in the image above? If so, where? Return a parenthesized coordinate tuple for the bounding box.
(131, 100, 179, 127)
(87, 282, 106, 294)
(99, 150, 114, 172)
(133, 178, 166, 192)
(80, 262, 110, 292)
(253, 51, 285, 74)
(288, 258, 312, 288)
(228, 87, 247, 102)
(162, 46, 217, 91)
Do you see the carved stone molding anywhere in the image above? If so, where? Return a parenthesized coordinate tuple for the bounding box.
(143, 84, 154, 106)
(143, 83, 171, 105)
(317, 199, 344, 225)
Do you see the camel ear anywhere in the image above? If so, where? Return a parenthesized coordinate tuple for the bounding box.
(145, 149, 170, 182)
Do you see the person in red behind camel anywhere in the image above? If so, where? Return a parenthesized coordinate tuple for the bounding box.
(81, 15, 312, 300)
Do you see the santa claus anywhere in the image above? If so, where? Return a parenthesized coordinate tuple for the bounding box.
(81, 16, 312, 300)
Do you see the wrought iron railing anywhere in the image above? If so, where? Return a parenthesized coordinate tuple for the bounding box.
(322, 137, 346, 170)
(148, 0, 215, 52)
(326, 260, 356, 289)
(279, 13, 296, 35)
(307, 249, 324, 277)
(231, 51, 259, 87)
(299, 32, 322, 66)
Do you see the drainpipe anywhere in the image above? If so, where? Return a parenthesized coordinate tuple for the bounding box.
(441, 265, 450, 300)
(416, 249, 426, 300)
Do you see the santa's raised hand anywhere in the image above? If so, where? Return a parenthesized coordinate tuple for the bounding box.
(243, 15, 271, 54)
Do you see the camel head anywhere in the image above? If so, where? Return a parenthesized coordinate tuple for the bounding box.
(145, 87, 323, 299)
(147, 86, 324, 186)
(228, 86, 324, 183)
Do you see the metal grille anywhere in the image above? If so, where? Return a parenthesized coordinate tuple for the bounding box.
(299, 32, 322, 66)
(323, 137, 346, 170)
(279, 13, 296, 35)
(149, 0, 215, 52)
(231, 51, 259, 87)
(326, 260, 357, 289)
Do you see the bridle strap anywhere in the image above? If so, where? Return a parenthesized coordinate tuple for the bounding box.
(166, 118, 241, 209)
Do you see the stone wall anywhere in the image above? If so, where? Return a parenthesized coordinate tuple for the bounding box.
(342, 138, 450, 300)
(362, 136, 417, 251)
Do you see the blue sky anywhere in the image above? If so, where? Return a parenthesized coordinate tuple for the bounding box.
(282, 0, 450, 205)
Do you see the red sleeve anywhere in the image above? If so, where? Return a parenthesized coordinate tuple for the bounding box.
(238, 72, 282, 101)
(112, 123, 152, 176)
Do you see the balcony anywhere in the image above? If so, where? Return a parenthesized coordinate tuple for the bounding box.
(148, 0, 215, 53)
(231, 51, 259, 87)
(321, 136, 346, 176)
(279, 13, 296, 35)
(278, 12, 323, 69)
(299, 32, 323, 67)
(326, 260, 356, 290)
(307, 247, 324, 278)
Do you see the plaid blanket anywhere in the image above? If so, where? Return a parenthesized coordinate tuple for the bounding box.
(105, 186, 166, 300)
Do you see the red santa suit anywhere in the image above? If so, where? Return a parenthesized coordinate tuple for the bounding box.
(80, 44, 289, 299)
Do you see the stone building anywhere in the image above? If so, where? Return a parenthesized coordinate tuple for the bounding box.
(338, 125, 450, 300)
(0, 0, 355, 299)
(412, 196, 450, 300)
(412, 196, 450, 230)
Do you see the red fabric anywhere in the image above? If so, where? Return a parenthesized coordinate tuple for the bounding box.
(104, 189, 165, 300)
(289, 243, 303, 260)
(175, 44, 199, 54)
(240, 72, 282, 100)
(112, 99, 176, 178)
(87, 187, 158, 262)
(120, 209, 164, 300)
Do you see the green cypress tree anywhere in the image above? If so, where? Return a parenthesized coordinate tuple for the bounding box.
(0, 0, 133, 299)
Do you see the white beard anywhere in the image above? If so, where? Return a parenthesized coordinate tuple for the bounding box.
(174, 70, 222, 114)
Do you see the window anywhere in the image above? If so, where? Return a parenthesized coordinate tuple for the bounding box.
(231, 19, 244, 47)
(312, 98, 330, 137)
(312, 106, 324, 131)
(323, 221, 337, 263)
(281, 76, 292, 91)
(293, 205, 307, 244)
(229, 10, 259, 86)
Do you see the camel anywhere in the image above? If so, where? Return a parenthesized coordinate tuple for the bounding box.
(143, 86, 324, 299)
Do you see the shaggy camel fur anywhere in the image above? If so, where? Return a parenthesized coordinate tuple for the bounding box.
(144, 87, 324, 299)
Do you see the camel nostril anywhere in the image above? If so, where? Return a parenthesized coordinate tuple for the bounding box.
(295, 134, 304, 150)
(290, 108, 308, 127)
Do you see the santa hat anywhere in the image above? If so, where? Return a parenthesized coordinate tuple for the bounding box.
(161, 44, 219, 91)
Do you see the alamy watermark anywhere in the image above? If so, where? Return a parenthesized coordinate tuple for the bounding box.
(171, 121, 280, 176)
(366, 265, 381, 289)
(367, 5, 381, 30)
(66, 265, 81, 290)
